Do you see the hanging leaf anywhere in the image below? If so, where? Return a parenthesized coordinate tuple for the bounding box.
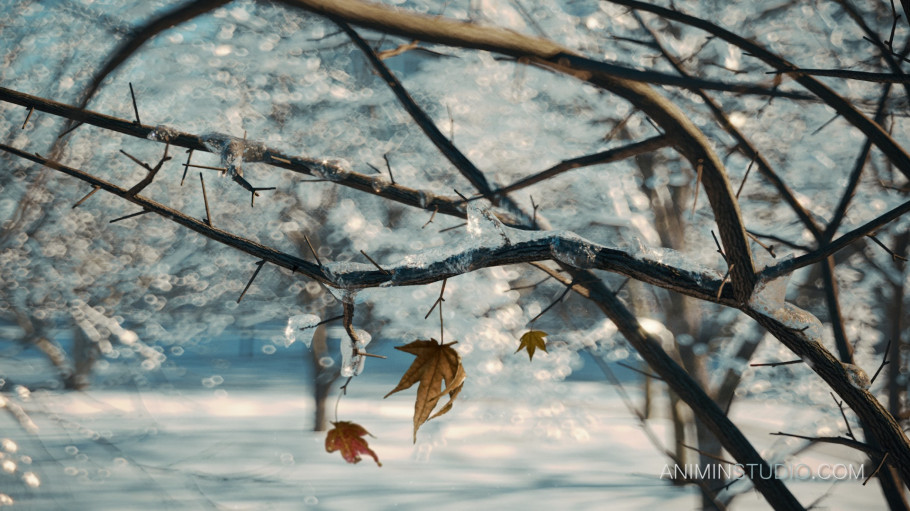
(325, 421, 382, 466)
(516, 330, 548, 361)
(385, 339, 466, 443)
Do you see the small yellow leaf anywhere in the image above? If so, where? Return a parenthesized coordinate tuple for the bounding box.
(385, 339, 466, 443)
(516, 330, 548, 361)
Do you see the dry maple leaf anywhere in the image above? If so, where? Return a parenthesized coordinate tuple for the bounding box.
(325, 421, 382, 466)
(516, 330, 548, 361)
(384, 339, 466, 443)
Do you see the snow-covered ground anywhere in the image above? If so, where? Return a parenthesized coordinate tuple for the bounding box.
(0, 372, 882, 510)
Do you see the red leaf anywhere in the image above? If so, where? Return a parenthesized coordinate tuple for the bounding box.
(325, 421, 382, 467)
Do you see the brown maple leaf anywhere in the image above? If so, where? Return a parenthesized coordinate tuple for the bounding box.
(516, 330, 548, 361)
(325, 421, 382, 466)
(384, 339, 466, 443)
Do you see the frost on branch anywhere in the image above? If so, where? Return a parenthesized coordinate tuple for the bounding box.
(283, 314, 321, 348)
(843, 363, 871, 390)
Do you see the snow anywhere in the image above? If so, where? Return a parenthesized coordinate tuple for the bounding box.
(0, 375, 883, 510)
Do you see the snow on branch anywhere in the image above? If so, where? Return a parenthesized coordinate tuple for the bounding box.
(0, 142, 734, 304)
(0, 86, 469, 222)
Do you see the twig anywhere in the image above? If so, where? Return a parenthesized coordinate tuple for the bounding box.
(614, 276, 631, 294)
(868, 234, 909, 262)
(864, 452, 890, 486)
(109, 210, 150, 224)
(761, 199, 910, 280)
(870, 340, 891, 386)
(180, 149, 194, 186)
(129, 82, 142, 124)
(360, 250, 390, 274)
(529, 284, 572, 323)
(382, 153, 396, 185)
(746, 232, 776, 258)
(236, 260, 266, 303)
(438, 222, 467, 233)
(376, 40, 418, 59)
(735, 157, 755, 199)
(831, 392, 856, 440)
(746, 230, 810, 251)
(510, 276, 551, 291)
(811, 113, 840, 136)
(422, 206, 438, 229)
(126, 142, 171, 196)
(769, 432, 876, 454)
(199, 172, 212, 227)
(492, 135, 671, 196)
(334, 376, 353, 422)
(715, 263, 734, 301)
(711, 230, 727, 263)
(603, 111, 635, 142)
(750, 359, 803, 367)
(183, 163, 226, 172)
(301, 314, 343, 330)
(616, 361, 664, 381)
(22, 106, 33, 129)
(304, 234, 322, 266)
(887, 0, 900, 48)
(72, 186, 100, 208)
(56, 120, 82, 139)
(120, 149, 152, 171)
(424, 278, 447, 319)
(822, 85, 892, 242)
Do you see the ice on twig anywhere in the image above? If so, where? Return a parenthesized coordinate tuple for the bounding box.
(340, 329, 372, 377)
(632, 239, 722, 282)
(283, 314, 322, 348)
(201, 132, 268, 178)
(466, 202, 510, 247)
(749, 269, 824, 343)
(550, 231, 599, 269)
